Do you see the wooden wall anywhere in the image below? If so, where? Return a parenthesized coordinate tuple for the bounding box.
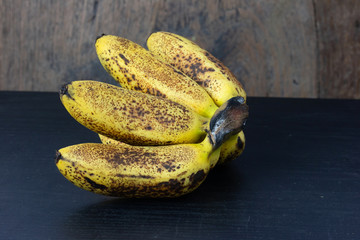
(0, 0, 359, 98)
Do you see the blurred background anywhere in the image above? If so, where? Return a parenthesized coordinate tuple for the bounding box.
(0, 0, 359, 98)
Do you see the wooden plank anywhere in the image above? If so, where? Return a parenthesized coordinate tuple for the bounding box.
(1, 0, 317, 98)
(314, 0, 360, 99)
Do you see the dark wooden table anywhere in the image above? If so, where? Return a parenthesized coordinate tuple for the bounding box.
(1, 91, 359, 240)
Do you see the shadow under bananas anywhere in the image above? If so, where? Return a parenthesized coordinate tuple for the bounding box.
(61, 163, 248, 239)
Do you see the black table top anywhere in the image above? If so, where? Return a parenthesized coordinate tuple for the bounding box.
(1, 91, 359, 240)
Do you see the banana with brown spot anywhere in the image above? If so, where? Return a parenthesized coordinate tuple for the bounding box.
(60, 80, 208, 146)
(55, 134, 220, 198)
(146, 31, 246, 106)
(95, 34, 218, 118)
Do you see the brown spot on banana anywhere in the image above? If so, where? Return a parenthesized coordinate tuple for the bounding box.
(118, 53, 130, 65)
(84, 177, 107, 191)
(188, 170, 207, 189)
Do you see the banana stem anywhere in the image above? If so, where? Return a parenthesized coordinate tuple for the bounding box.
(208, 96, 249, 150)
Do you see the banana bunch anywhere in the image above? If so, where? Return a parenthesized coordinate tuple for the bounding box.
(55, 32, 249, 198)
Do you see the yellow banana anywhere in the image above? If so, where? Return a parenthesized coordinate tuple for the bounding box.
(147, 31, 247, 164)
(55, 135, 220, 198)
(218, 131, 246, 164)
(95, 34, 218, 118)
(56, 96, 248, 198)
(60, 80, 208, 146)
(146, 31, 246, 106)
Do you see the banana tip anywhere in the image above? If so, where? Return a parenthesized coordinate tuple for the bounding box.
(59, 82, 74, 100)
(55, 151, 62, 164)
(209, 96, 249, 149)
(59, 83, 68, 96)
(96, 33, 107, 42)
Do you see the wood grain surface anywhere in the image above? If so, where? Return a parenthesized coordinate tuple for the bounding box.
(0, 0, 359, 98)
(315, 0, 360, 99)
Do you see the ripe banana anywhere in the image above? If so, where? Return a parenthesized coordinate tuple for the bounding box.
(60, 80, 208, 146)
(55, 136, 220, 198)
(95, 34, 218, 118)
(146, 31, 246, 106)
(147, 31, 247, 164)
(56, 97, 248, 198)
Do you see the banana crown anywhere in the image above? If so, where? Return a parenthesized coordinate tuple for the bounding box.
(208, 97, 249, 150)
